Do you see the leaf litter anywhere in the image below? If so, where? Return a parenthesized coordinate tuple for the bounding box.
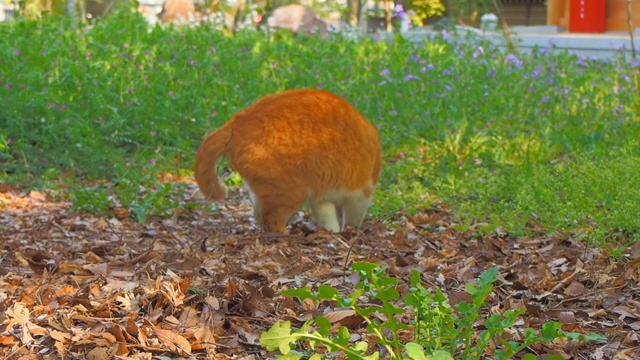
(1, 182, 639, 359)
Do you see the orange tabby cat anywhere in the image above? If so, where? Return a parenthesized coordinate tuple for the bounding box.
(194, 89, 382, 233)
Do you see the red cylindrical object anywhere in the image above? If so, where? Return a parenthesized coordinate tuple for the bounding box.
(569, 0, 606, 33)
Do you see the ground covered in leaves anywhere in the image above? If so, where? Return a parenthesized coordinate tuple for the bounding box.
(1, 182, 639, 359)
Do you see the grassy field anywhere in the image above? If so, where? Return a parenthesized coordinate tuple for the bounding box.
(1, 10, 638, 244)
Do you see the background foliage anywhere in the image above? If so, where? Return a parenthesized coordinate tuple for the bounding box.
(0, 10, 638, 243)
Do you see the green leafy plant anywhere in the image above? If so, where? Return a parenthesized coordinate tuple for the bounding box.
(407, 267, 603, 359)
(261, 262, 411, 360)
(260, 264, 604, 359)
(408, 0, 445, 25)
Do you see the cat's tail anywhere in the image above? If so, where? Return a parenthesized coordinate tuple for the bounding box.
(194, 122, 233, 201)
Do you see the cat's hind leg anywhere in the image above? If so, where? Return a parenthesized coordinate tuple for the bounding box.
(258, 193, 305, 234)
(342, 192, 373, 229)
(243, 182, 265, 229)
(310, 201, 341, 232)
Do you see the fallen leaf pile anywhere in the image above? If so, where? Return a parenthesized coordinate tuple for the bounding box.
(1, 183, 639, 359)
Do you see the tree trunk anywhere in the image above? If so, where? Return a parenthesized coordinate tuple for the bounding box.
(385, 0, 392, 31)
(346, 0, 359, 26)
(627, 0, 636, 58)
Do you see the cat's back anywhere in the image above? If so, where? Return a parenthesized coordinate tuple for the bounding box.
(231, 89, 372, 132)
(228, 89, 379, 155)
(225, 89, 381, 190)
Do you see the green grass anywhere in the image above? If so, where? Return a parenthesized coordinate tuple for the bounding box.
(1, 10, 638, 243)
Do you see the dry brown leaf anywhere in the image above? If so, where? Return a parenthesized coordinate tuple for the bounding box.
(49, 330, 71, 343)
(558, 311, 576, 324)
(323, 309, 356, 323)
(163, 282, 185, 308)
(86, 346, 110, 360)
(112, 207, 130, 220)
(203, 295, 220, 310)
(16, 355, 40, 360)
(85, 262, 109, 277)
(564, 281, 587, 297)
(614, 306, 639, 320)
(155, 328, 192, 355)
(0, 334, 19, 346)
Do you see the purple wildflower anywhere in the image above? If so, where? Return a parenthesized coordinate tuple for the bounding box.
(505, 53, 523, 68)
(541, 96, 550, 103)
(473, 46, 485, 58)
(405, 74, 419, 81)
(149, 158, 156, 165)
(531, 66, 542, 80)
(486, 119, 494, 128)
(615, 104, 623, 116)
(576, 56, 589, 68)
(380, 69, 390, 77)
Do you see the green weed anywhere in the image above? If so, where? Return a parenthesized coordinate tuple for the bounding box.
(260, 263, 604, 359)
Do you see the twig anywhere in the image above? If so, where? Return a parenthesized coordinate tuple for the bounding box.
(4, 343, 29, 360)
(341, 207, 404, 279)
(236, 232, 305, 242)
(161, 222, 189, 249)
(492, 0, 514, 52)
